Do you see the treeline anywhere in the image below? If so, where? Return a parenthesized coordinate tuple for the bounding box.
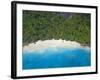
(23, 10, 90, 46)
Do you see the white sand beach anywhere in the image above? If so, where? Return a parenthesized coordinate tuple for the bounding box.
(23, 39, 90, 52)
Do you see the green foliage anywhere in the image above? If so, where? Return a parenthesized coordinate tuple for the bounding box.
(23, 10, 90, 46)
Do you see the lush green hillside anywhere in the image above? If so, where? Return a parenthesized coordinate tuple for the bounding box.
(23, 10, 90, 46)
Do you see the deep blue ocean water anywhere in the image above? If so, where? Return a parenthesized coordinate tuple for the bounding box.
(22, 48, 91, 70)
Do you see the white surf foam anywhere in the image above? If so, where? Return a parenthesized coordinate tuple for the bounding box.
(23, 39, 90, 52)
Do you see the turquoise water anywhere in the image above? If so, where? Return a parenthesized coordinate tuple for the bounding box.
(22, 48, 91, 70)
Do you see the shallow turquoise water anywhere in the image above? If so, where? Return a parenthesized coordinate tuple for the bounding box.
(22, 48, 91, 70)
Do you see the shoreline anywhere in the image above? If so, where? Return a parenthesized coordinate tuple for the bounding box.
(23, 39, 90, 52)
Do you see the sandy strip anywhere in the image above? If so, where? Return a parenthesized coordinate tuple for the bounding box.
(23, 39, 90, 52)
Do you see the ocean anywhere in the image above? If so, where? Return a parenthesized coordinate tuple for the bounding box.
(22, 47, 91, 69)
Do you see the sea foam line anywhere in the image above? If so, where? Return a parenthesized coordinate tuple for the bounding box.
(23, 39, 90, 52)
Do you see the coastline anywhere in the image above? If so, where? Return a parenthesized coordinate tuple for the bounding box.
(23, 39, 90, 52)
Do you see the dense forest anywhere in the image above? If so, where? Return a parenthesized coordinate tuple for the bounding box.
(23, 10, 91, 46)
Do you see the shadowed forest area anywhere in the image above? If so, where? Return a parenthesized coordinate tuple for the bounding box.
(23, 10, 91, 46)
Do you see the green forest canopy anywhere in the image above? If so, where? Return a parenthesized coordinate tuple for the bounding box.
(23, 10, 91, 46)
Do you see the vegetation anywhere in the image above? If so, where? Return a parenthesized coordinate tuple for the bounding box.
(23, 10, 90, 46)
